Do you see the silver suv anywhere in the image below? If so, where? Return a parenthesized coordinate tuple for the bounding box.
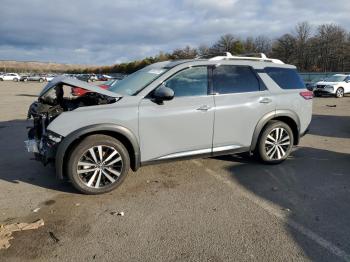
(26, 53, 313, 194)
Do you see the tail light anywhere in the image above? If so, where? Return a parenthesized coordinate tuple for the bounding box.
(299, 91, 313, 100)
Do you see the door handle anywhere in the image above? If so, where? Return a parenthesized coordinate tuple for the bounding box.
(196, 105, 211, 111)
(259, 97, 272, 104)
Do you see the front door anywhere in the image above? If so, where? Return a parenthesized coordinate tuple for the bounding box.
(139, 66, 215, 162)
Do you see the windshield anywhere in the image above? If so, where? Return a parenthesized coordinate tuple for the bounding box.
(324, 75, 346, 82)
(108, 62, 171, 95)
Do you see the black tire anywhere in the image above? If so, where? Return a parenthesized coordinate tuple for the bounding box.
(335, 87, 344, 98)
(13, 78, 19, 82)
(39, 78, 44, 83)
(0, 78, 3, 81)
(313, 92, 320, 97)
(67, 135, 130, 194)
(257, 121, 294, 164)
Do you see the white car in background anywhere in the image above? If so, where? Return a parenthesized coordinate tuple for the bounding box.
(0, 73, 20, 81)
(314, 74, 350, 98)
(46, 75, 57, 82)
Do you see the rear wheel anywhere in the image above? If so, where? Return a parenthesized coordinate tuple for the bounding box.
(13, 78, 19, 82)
(335, 87, 344, 98)
(67, 135, 130, 194)
(39, 78, 44, 83)
(257, 121, 294, 164)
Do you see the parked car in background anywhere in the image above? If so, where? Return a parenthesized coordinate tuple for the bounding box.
(0, 73, 20, 81)
(76, 74, 97, 82)
(90, 74, 98, 81)
(98, 74, 112, 81)
(314, 74, 350, 98)
(21, 74, 46, 82)
(26, 53, 312, 194)
(45, 75, 56, 82)
(20, 75, 30, 81)
(305, 82, 316, 91)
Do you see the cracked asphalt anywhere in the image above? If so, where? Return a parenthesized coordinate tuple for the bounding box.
(0, 81, 349, 261)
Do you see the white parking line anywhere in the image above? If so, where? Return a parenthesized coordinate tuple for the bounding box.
(192, 160, 350, 262)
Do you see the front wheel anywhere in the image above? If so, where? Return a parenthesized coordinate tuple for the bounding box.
(67, 135, 130, 194)
(257, 121, 294, 164)
(335, 87, 344, 98)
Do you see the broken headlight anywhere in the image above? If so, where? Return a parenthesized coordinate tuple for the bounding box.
(45, 130, 63, 143)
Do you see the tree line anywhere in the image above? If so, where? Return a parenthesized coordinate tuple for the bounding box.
(78, 22, 349, 74)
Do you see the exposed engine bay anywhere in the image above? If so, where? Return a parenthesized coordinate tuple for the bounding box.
(25, 77, 119, 164)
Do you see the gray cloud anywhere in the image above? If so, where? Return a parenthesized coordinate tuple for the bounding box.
(0, 0, 349, 64)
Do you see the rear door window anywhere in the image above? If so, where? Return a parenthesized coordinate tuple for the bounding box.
(212, 65, 261, 94)
(265, 67, 305, 89)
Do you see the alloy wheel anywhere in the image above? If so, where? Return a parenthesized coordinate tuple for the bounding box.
(77, 145, 123, 188)
(336, 88, 344, 98)
(264, 127, 291, 160)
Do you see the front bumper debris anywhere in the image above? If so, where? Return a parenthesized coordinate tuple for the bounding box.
(24, 139, 39, 153)
(24, 135, 60, 165)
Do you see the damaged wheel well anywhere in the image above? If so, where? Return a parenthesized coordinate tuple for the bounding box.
(58, 127, 140, 179)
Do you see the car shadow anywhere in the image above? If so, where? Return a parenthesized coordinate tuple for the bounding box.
(308, 114, 350, 139)
(0, 119, 75, 193)
(216, 147, 350, 261)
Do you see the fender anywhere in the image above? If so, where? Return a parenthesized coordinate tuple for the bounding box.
(250, 110, 301, 152)
(55, 124, 140, 179)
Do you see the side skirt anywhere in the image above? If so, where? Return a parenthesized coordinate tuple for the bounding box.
(141, 147, 250, 167)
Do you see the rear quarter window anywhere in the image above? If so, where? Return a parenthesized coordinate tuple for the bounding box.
(265, 67, 305, 89)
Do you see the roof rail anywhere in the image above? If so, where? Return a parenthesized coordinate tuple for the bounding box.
(209, 52, 284, 64)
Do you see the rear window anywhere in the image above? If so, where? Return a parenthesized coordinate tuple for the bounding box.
(265, 67, 305, 89)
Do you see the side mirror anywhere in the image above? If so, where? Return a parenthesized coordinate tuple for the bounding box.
(152, 85, 174, 104)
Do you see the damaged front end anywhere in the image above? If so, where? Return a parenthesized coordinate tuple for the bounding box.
(25, 76, 121, 165)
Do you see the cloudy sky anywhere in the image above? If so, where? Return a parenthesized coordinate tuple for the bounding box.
(0, 0, 349, 65)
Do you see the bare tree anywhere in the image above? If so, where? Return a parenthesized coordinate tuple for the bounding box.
(271, 34, 296, 64)
(197, 44, 211, 58)
(315, 24, 347, 71)
(294, 22, 312, 70)
(211, 34, 244, 55)
(170, 46, 198, 59)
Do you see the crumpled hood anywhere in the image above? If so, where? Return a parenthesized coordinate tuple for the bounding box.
(39, 76, 122, 98)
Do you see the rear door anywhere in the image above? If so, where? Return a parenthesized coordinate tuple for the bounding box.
(139, 66, 215, 162)
(212, 65, 275, 151)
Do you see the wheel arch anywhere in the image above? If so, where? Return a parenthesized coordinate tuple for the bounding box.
(250, 110, 300, 152)
(336, 86, 344, 95)
(55, 124, 140, 179)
